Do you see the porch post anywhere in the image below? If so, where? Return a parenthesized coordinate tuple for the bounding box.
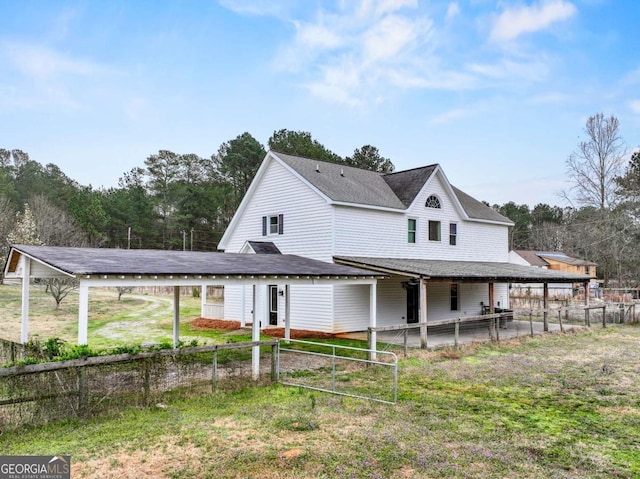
(284, 284, 291, 342)
(584, 281, 590, 306)
(252, 284, 260, 380)
(173, 286, 180, 348)
(200, 284, 207, 318)
(488, 282, 496, 340)
(543, 283, 549, 332)
(419, 278, 428, 349)
(20, 257, 30, 344)
(241, 285, 246, 327)
(78, 284, 89, 345)
(370, 281, 377, 360)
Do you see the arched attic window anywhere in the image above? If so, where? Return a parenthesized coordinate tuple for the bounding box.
(425, 195, 441, 209)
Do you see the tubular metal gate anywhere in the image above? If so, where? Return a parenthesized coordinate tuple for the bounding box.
(277, 339, 398, 404)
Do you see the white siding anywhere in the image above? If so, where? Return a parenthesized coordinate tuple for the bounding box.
(334, 173, 508, 262)
(289, 285, 334, 332)
(376, 276, 409, 326)
(223, 160, 334, 261)
(333, 284, 370, 332)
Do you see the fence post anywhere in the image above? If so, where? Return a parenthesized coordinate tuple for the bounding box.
(602, 306, 606, 328)
(143, 359, 151, 405)
(454, 319, 460, 349)
(403, 329, 408, 358)
(585, 308, 590, 327)
(558, 310, 564, 333)
(367, 328, 372, 361)
(495, 317, 500, 342)
(77, 367, 88, 417)
(271, 343, 278, 383)
(529, 310, 534, 337)
(212, 350, 218, 391)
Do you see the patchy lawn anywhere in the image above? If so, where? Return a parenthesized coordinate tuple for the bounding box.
(2, 325, 639, 478)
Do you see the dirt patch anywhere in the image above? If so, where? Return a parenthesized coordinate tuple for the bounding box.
(190, 318, 337, 340)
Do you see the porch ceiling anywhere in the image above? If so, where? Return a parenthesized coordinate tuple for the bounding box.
(334, 256, 595, 283)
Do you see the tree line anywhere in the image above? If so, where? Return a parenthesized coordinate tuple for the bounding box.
(1, 117, 638, 286)
(0, 130, 393, 274)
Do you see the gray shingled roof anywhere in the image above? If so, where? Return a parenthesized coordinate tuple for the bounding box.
(10, 245, 384, 278)
(334, 256, 594, 282)
(275, 152, 406, 209)
(272, 151, 512, 224)
(513, 250, 550, 267)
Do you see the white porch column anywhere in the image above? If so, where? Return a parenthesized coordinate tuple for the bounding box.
(370, 281, 377, 360)
(284, 284, 291, 342)
(200, 284, 207, 318)
(252, 284, 260, 380)
(78, 284, 89, 345)
(419, 278, 428, 349)
(241, 285, 246, 327)
(173, 286, 180, 348)
(20, 257, 30, 344)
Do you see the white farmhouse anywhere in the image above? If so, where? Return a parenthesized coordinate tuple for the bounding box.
(218, 151, 588, 333)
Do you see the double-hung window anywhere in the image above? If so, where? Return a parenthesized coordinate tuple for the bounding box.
(408, 219, 417, 243)
(262, 214, 284, 236)
(449, 223, 457, 246)
(428, 220, 441, 241)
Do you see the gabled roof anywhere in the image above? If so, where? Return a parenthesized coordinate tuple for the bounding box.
(275, 152, 406, 209)
(513, 250, 597, 267)
(537, 252, 597, 267)
(273, 152, 512, 224)
(4, 245, 385, 279)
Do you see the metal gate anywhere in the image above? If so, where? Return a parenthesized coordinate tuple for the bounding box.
(277, 339, 398, 404)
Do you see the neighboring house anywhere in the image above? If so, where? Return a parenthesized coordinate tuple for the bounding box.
(218, 151, 591, 333)
(509, 250, 597, 297)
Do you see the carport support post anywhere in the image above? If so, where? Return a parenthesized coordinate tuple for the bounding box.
(20, 257, 30, 344)
(419, 278, 428, 349)
(173, 286, 180, 348)
(369, 282, 377, 360)
(488, 282, 496, 340)
(252, 284, 260, 380)
(284, 284, 291, 342)
(543, 283, 549, 332)
(78, 284, 89, 345)
(200, 284, 207, 317)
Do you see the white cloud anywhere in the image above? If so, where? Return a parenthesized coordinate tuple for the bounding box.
(355, 0, 418, 19)
(430, 107, 476, 125)
(630, 99, 640, 114)
(446, 2, 460, 21)
(467, 58, 550, 83)
(217, 0, 295, 18)
(490, 0, 577, 42)
(362, 15, 429, 64)
(529, 91, 573, 104)
(1, 41, 104, 80)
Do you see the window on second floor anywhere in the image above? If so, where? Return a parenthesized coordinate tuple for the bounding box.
(262, 214, 283, 236)
(428, 220, 441, 241)
(425, 195, 441, 209)
(449, 223, 457, 246)
(408, 218, 417, 243)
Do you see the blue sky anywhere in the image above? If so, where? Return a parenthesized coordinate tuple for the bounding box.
(1, 0, 638, 207)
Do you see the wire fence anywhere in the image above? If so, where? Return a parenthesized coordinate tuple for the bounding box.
(0, 341, 278, 431)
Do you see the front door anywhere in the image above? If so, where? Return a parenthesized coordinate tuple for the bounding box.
(406, 284, 419, 323)
(268, 285, 278, 326)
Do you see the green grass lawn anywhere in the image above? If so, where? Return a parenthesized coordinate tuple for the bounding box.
(2, 325, 639, 478)
(0, 283, 251, 350)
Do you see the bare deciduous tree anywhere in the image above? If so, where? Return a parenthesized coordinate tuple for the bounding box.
(29, 195, 88, 246)
(41, 278, 79, 309)
(562, 113, 627, 209)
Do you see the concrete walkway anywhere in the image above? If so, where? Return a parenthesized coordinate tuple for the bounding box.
(337, 320, 585, 350)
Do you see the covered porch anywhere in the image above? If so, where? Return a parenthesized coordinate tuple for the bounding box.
(334, 256, 595, 349)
